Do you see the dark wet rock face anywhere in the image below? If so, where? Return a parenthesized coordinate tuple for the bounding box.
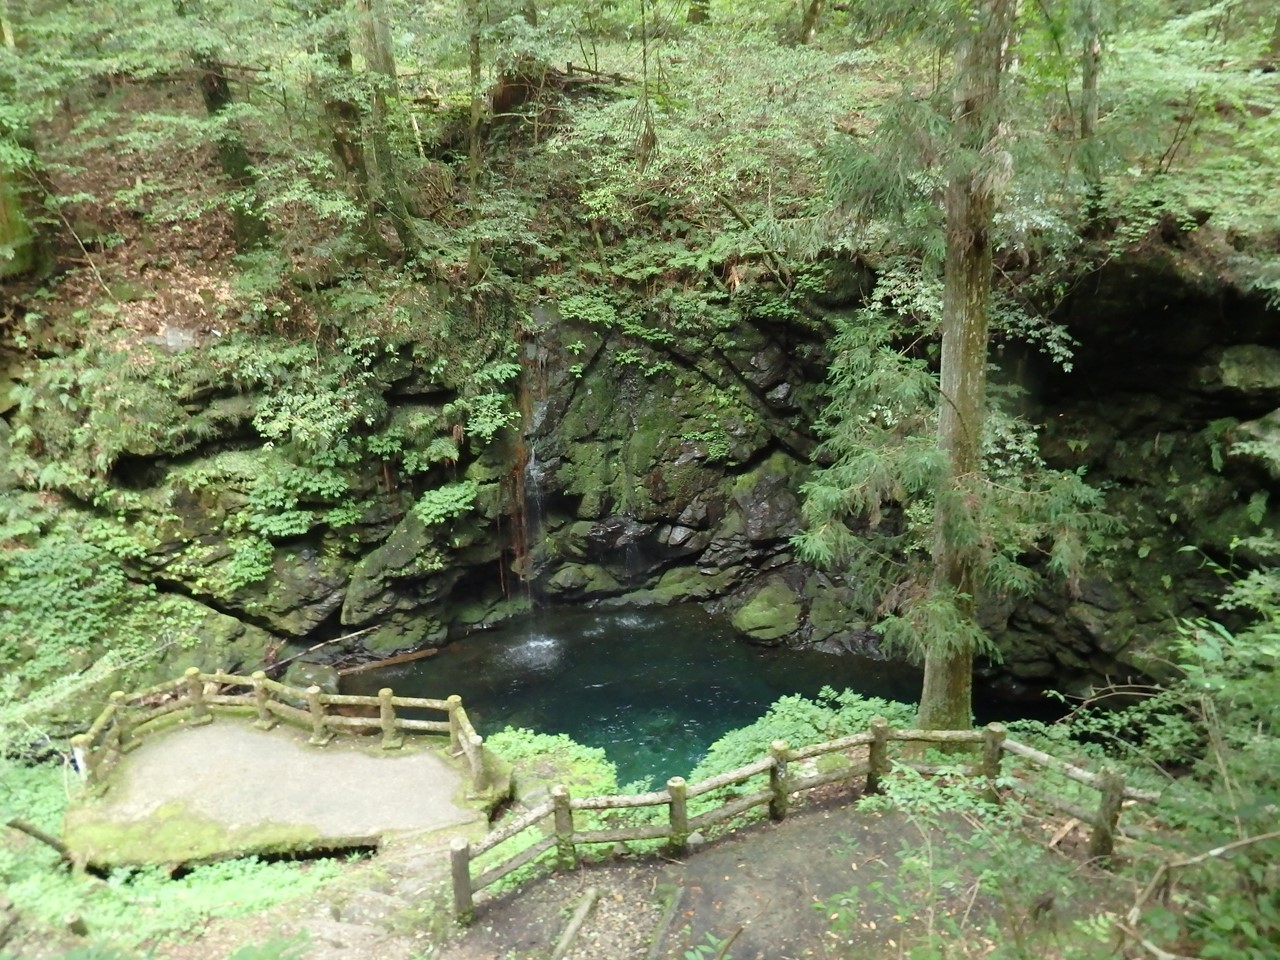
(46, 241, 1276, 701)
(982, 243, 1280, 691)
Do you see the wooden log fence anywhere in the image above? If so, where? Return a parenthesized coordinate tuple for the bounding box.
(448, 719, 1161, 921)
(68, 673, 1163, 921)
(68, 667, 489, 793)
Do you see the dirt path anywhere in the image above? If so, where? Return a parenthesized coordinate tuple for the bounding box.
(436, 794, 938, 960)
(149, 792, 928, 960)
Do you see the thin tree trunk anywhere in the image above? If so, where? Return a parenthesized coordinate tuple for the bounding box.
(467, 0, 483, 195)
(466, 0, 483, 282)
(175, 0, 268, 251)
(0, 162, 36, 279)
(193, 56, 269, 250)
(1079, 0, 1102, 215)
(0, 11, 35, 278)
(355, 0, 415, 253)
(918, 0, 1016, 732)
(1, 2, 14, 49)
(799, 0, 823, 45)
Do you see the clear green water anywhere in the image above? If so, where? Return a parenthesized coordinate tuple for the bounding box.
(344, 604, 923, 785)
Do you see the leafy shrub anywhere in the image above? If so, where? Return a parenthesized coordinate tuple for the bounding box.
(689, 688, 915, 784)
(0, 509, 202, 686)
(224, 936, 310, 960)
(476, 728, 625, 892)
(412, 480, 479, 528)
(486, 727, 620, 797)
(824, 767, 1105, 960)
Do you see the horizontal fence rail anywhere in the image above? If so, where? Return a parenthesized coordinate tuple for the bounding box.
(69, 667, 489, 792)
(448, 719, 1160, 921)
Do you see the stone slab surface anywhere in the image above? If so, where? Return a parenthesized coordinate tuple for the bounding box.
(64, 721, 485, 866)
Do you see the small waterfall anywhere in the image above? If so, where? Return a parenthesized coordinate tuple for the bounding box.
(622, 538, 644, 585)
(509, 317, 550, 598)
(515, 448, 550, 651)
(523, 448, 545, 557)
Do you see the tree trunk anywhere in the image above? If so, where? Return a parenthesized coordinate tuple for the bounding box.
(1079, 3, 1100, 143)
(1079, 0, 1102, 215)
(1, 3, 15, 50)
(466, 0, 483, 282)
(323, 49, 371, 198)
(355, 0, 416, 253)
(173, 0, 268, 251)
(0, 162, 36, 279)
(799, 0, 823, 45)
(466, 0, 483, 194)
(0, 17, 35, 279)
(311, 6, 384, 256)
(686, 0, 709, 25)
(917, 0, 1016, 731)
(193, 56, 269, 251)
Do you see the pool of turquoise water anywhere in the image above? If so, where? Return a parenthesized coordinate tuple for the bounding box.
(343, 604, 923, 785)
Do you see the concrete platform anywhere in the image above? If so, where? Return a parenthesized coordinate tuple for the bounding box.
(64, 721, 490, 867)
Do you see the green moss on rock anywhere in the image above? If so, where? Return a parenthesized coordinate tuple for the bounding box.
(543, 562, 622, 597)
(64, 799, 331, 869)
(648, 564, 744, 603)
(731, 580, 803, 643)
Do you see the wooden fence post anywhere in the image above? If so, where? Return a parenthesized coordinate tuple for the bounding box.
(667, 776, 689, 856)
(70, 734, 94, 785)
(447, 694, 463, 755)
(379, 688, 403, 750)
(981, 722, 1006, 802)
(251, 671, 276, 730)
(110, 691, 137, 754)
(450, 836, 474, 922)
(305, 685, 332, 745)
(552, 785, 577, 869)
(866, 717, 889, 795)
(467, 732, 486, 792)
(1089, 768, 1125, 860)
(769, 740, 790, 821)
(184, 667, 212, 726)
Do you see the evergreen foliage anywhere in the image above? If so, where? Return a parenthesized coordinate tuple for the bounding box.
(793, 0, 1279, 725)
(1055, 562, 1280, 958)
(795, 270, 1118, 661)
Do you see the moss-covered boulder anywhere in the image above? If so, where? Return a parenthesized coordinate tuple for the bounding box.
(731, 578, 804, 644)
(542, 562, 623, 598)
(1197, 344, 1280, 399)
(343, 511, 457, 625)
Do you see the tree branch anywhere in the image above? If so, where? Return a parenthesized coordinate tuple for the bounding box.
(5, 817, 73, 868)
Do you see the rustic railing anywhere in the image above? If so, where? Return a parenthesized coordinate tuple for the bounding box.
(448, 719, 1160, 920)
(69, 667, 489, 792)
